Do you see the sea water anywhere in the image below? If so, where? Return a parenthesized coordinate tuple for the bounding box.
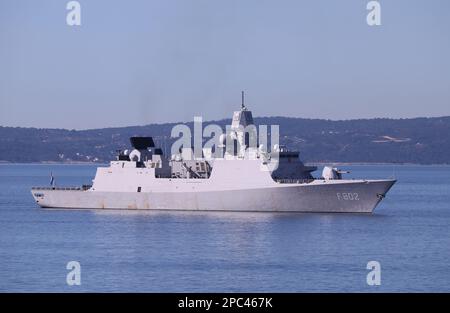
(0, 164, 449, 292)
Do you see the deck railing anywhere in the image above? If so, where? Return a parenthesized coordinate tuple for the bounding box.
(274, 178, 315, 184)
(31, 185, 92, 191)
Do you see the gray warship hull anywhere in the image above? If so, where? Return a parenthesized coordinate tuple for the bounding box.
(32, 179, 395, 213)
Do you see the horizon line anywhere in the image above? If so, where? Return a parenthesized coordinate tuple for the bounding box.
(1, 114, 450, 132)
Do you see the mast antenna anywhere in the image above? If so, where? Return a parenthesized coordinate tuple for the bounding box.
(241, 91, 246, 110)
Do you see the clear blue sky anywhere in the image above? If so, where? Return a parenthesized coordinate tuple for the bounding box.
(1, 0, 449, 129)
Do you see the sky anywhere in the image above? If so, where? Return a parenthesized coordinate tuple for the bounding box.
(0, 0, 449, 129)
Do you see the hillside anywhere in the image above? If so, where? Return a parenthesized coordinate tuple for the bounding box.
(1, 116, 450, 164)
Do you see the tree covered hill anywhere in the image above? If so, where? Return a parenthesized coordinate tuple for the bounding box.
(1, 116, 449, 164)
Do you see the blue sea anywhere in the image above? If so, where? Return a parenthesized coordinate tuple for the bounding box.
(0, 164, 449, 292)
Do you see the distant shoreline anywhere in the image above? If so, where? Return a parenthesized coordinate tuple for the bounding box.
(2, 116, 449, 165)
(0, 161, 449, 166)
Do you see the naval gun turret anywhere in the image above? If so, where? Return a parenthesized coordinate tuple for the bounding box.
(322, 166, 350, 180)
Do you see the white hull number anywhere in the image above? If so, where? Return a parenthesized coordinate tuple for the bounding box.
(337, 193, 359, 201)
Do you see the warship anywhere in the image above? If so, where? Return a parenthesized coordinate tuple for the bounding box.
(31, 98, 396, 213)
